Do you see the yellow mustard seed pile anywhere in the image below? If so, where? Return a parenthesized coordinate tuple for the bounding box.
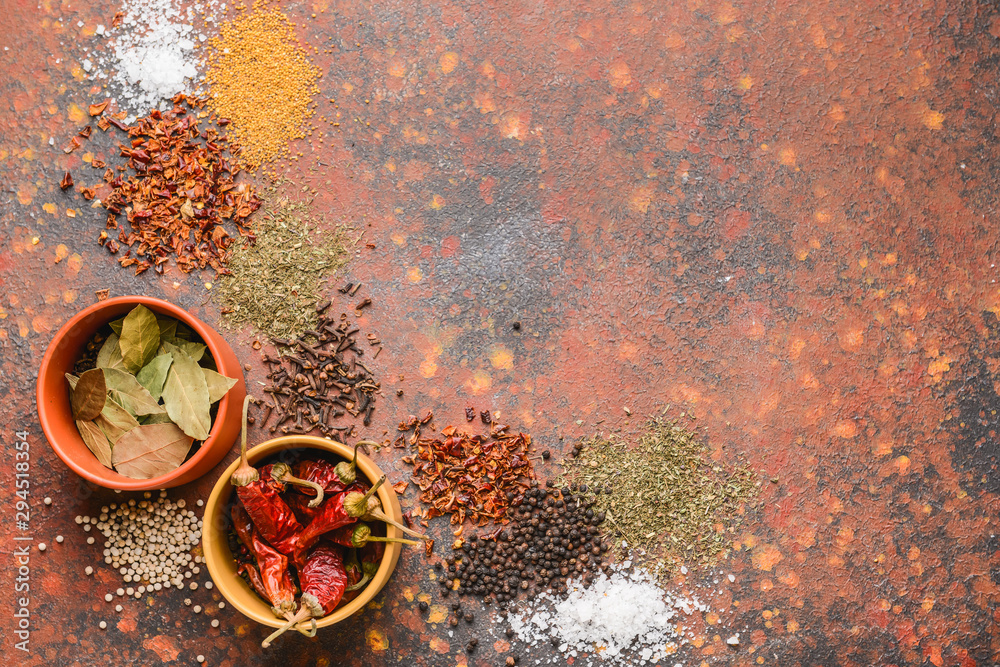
(205, 5, 321, 169)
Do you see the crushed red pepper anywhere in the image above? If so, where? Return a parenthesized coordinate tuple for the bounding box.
(402, 421, 536, 526)
(65, 93, 260, 275)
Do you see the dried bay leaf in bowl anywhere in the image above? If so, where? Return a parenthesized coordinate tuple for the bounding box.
(203, 368, 238, 403)
(70, 368, 106, 421)
(120, 304, 160, 373)
(111, 423, 195, 479)
(96, 397, 140, 444)
(136, 353, 173, 402)
(160, 341, 212, 441)
(76, 419, 113, 468)
(102, 367, 166, 416)
(96, 332, 125, 370)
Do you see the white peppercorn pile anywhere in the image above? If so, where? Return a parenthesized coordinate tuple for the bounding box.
(76, 490, 204, 599)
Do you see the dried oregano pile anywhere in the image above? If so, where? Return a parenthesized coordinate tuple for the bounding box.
(559, 418, 759, 574)
(216, 190, 353, 339)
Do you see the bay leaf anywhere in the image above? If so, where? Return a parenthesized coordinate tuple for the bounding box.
(120, 305, 160, 373)
(96, 333, 125, 370)
(71, 368, 106, 421)
(174, 322, 194, 341)
(102, 367, 166, 416)
(160, 341, 212, 440)
(108, 316, 125, 336)
(65, 373, 79, 391)
(160, 337, 205, 362)
(111, 423, 194, 479)
(141, 412, 174, 425)
(202, 368, 237, 404)
(156, 315, 178, 340)
(96, 397, 140, 445)
(136, 354, 172, 402)
(76, 419, 113, 469)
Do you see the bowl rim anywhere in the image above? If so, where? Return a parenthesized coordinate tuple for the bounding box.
(37, 295, 240, 490)
(202, 435, 404, 630)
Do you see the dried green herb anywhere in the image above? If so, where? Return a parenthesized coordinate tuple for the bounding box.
(96, 333, 125, 370)
(160, 341, 212, 441)
(216, 189, 353, 339)
(67, 305, 238, 478)
(120, 305, 160, 373)
(136, 354, 173, 402)
(102, 367, 165, 417)
(559, 417, 759, 575)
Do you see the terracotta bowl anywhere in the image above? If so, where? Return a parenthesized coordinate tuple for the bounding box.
(202, 436, 404, 632)
(36, 295, 247, 490)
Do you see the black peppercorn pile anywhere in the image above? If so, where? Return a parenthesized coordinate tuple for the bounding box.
(438, 485, 608, 605)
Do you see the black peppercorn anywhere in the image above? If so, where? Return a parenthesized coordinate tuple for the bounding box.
(418, 601, 428, 612)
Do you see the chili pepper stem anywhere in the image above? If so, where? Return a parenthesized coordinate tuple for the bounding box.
(362, 535, 422, 546)
(262, 608, 316, 648)
(275, 470, 326, 508)
(363, 508, 429, 540)
(232, 395, 260, 487)
(344, 475, 386, 518)
(333, 442, 360, 486)
(345, 573, 371, 592)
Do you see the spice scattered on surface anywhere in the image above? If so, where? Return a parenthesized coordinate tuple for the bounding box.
(77, 491, 204, 599)
(205, 4, 321, 168)
(217, 189, 351, 339)
(506, 564, 733, 665)
(37, 543, 46, 552)
(449, 485, 607, 605)
(560, 418, 759, 574)
(403, 419, 536, 526)
(84, 0, 221, 113)
(66, 94, 260, 275)
(257, 307, 380, 436)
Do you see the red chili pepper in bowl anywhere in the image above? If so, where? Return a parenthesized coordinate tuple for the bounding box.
(261, 542, 349, 648)
(231, 502, 297, 617)
(327, 522, 421, 550)
(230, 397, 306, 555)
(292, 478, 387, 566)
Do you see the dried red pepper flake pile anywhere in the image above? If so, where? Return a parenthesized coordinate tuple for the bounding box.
(401, 419, 537, 526)
(63, 93, 261, 275)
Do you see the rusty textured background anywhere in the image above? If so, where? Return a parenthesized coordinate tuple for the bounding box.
(2, 0, 1000, 665)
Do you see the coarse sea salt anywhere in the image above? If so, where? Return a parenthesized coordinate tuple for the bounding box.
(81, 0, 222, 113)
(506, 564, 713, 666)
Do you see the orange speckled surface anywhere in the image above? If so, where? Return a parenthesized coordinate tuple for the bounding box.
(2, 0, 1000, 665)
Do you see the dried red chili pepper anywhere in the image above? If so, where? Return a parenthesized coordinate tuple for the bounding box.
(341, 549, 364, 602)
(262, 542, 348, 648)
(403, 421, 536, 526)
(287, 446, 361, 498)
(60, 172, 73, 190)
(292, 478, 386, 566)
(230, 397, 304, 555)
(231, 502, 296, 617)
(67, 94, 260, 275)
(89, 100, 110, 116)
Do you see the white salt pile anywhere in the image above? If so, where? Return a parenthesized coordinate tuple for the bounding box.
(79, 0, 223, 114)
(507, 564, 712, 665)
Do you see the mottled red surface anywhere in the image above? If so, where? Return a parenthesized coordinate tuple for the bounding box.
(2, 0, 1000, 665)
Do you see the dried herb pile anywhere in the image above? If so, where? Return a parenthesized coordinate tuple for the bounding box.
(257, 299, 380, 438)
(63, 94, 261, 275)
(67, 305, 238, 479)
(216, 191, 352, 340)
(401, 418, 537, 526)
(560, 418, 759, 573)
(205, 4, 321, 169)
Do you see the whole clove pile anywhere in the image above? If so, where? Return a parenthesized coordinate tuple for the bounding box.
(63, 94, 261, 275)
(258, 299, 379, 437)
(439, 485, 608, 606)
(402, 420, 536, 526)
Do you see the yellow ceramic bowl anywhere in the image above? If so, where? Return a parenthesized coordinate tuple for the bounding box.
(202, 435, 403, 630)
